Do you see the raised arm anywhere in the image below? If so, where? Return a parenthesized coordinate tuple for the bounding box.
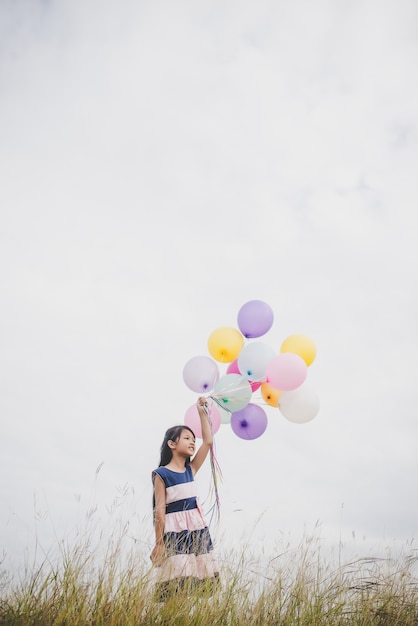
(190, 396, 213, 475)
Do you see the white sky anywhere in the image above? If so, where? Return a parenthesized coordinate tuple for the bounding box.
(1, 0, 418, 572)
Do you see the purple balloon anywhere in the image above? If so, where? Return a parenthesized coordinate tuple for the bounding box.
(237, 300, 274, 338)
(183, 355, 220, 393)
(230, 403, 268, 440)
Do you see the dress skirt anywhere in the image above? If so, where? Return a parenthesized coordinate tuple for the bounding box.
(152, 465, 220, 600)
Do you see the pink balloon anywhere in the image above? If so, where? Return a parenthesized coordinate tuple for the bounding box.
(184, 402, 221, 439)
(226, 359, 241, 375)
(227, 359, 262, 392)
(266, 353, 307, 391)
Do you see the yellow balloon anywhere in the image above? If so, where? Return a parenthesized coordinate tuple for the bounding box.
(261, 382, 282, 407)
(207, 327, 244, 363)
(280, 334, 317, 366)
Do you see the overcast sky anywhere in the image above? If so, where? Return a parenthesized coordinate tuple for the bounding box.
(1, 0, 418, 573)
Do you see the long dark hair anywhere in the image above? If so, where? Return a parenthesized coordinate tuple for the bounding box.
(152, 425, 196, 522)
(157, 424, 196, 467)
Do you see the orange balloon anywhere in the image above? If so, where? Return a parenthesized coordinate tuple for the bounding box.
(261, 382, 282, 407)
(207, 327, 244, 363)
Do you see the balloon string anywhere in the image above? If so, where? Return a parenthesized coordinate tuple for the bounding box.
(202, 401, 222, 527)
(211, 382, 256, 398)
(208, 395, 232, 414)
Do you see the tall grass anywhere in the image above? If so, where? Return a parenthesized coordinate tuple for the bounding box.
(1, 526, 418, 625)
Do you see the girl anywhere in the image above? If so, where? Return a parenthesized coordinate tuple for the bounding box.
(151, 396, 220, 600)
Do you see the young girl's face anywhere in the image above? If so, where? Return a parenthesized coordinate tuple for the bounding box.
(173, 428, 196, 457)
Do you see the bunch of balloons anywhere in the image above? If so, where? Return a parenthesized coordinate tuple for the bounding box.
(182, 300, 320, 440)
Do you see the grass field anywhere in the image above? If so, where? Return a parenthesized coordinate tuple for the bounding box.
(1, 523, 418, 626)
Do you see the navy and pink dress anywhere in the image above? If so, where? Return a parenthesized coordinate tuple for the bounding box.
(152, 464, 219, 597)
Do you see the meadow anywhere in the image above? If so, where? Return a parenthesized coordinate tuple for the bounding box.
(1, 522, 418, 626)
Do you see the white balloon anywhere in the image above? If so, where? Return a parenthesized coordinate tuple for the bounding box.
(212, 374, 252, 413)
(237, 342, 276, 383)
(279, 384, 320, 423)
